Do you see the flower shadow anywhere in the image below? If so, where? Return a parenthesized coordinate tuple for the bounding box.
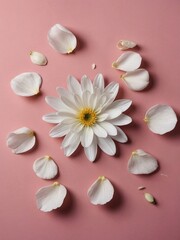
(74, 33, 87, 53)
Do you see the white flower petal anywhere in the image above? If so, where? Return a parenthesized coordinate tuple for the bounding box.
(93, 73, 104, 92)
(144, 104, 178, 135)
(36, 182, 67, 212)
(33, 156, 58, 179)
(128, 149, 158, 174)
(10, 72, 42, 96)
(117, 40, 137, 50)
(48, 24, 77, 54)
(67, 75, 82, 96)
(61, 95, 79, 111)
(7, 127, 36, 154)
(112, 51, 142, 71)
(45, 96, 66, 112)
(107, 99, 132, 114)
(112, 127, 128, 143)
(81, 75, 93, 93)
(80, 127, 94, 147)
(103, 82, 119, 101)
(84, 135, 97, 162)
(30, 51, 48, 66)
(63, 135, 80, 157)
(98, 137, 116, 156)
(87, 176, 114, 205)
(97, 113, 108, 122)
(49, 122, 71, 138)
(99, 122, 117, 136)
(122, 69, 149, 91)
(42, 112, 62, 123)
(92, 124, 107, 138)
(109, 114, 132, 126)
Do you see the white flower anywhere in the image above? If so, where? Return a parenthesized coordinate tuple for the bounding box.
(87, 176, 114, 205)
(43, 74, 132, 162)
(7, 127, 36, 154)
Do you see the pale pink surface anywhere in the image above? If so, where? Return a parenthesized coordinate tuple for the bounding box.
(0, 0, 180, 239)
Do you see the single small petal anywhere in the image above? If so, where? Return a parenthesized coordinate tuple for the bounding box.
(81, 75, 93, 93)
(112, 127, 128, 143)
(112, 51, 142, 71)
(33, 156, 58, 179)
(144, 104, 178, 135)
(121, 69, 149, 91)
(67, 75, 82, 96)
(92, 124, 107, 138)
(36, 182, 67, 212)
(93, 73, 104, 92)
(99, 122, 117, 136)
(84, 135, 97, 162)
(98, 136, 116, 156)
(91, 63, 96, 69)
(29, 51, 48, 66)
(49, 122, 72, 138)
(117, 40, 137, 50)
(128, 149, 158, 174)
(48, 24, 77, 54)
(7, 127, 36, 154)
(10, 72, 42, 96)
(87, 176, 114, 205)
(109, 114, 132, 126)
(63, 135, 81, 157)
(42, 112, 62, 123)
(80, 127, 94, 147)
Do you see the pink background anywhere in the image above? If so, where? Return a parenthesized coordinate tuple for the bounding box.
(1, 0, 180, 239)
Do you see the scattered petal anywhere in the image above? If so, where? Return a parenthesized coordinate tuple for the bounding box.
(33, 156, 58, 179)
(48, 24, 77, 54)
(144, 192, 156, 204)
(144, 104, 178, 135)
(36, 182, 67, 212)
(29, 51, 48, 66)
(138, 186, 146, 190)
(87, 176, 114, 205)
(121, 69, 149, 91)
(10, 72, 42, 96)
(112, 51, 142, 71)
(7, 127, 36, 154)
(128, 149, 158, 174)
(117, 40, 137, 50)
(91, 63, 96, 69)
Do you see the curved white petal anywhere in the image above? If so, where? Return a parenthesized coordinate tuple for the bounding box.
(30, 51, 47, 66)
(7, 127, 36, 154)
(93, 73, 104, 92)
(128, 149, 158, 174)
(92, 124, 107, 138)
(117, 40, 137, 50)
(122, 69, 149, 91)
(45, 96, 66, 112)
(144, 104, 178, 135)
(109, 114, 132, 126)
(98, 136, 116, 156)
(103, 82, 119, 101)
(33, 156, 58, 179)
(48, 24, 77, 54)
(10, 72, 42, 96)
(87, 176, 114, 205)
(42, 112, 62, 123)
(112, 127, 128, 143)
(80, 127, 94, 147)
(49, 122, 72, 138)
(99, 122, 117, 136)
(36, 182, 67, 212)
(112, 51, 142, 71)
(84, 135, 97, 162)
(81, 75, 93, 93)
(67, 75, 82, 96)
(63, 135, 80, 157)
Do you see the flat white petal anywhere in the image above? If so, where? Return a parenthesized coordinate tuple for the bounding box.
(84, 135, 97, 162)
(97, 113, 108, 122)
(63, 135, 80, 157)
(112, 127, 128, 143)
(45, 96, 65, 112)
(30, 51, 47, 66)
(98, 137, 116, 156)
(61, 95, 79, 112)
(80, 127, 94, 147)
(33, 156, 58, 179)
(81, 75, 93, 93)
(92, 124, 107, 138)
(109, 114, 132, 126)
(99, 122, 117, 136)
(67, 75, 82, 96)
(87, 176, 114, 205)
(128, 149, 158, 174)
(107, 99, 132, 114)
(7, 127, 36, 154)
(10, 72, 42, 96)
(49, 122, 71, 138)
(122, 69, 149, 91)
(103, 82, 119, 100)
(117, 40, 137, 50)
(112, 51, 142, 71)
(36, 182, 67, 212)
(93, 73, 104, 92)
(144, 104, 178, 135)
(42, 112, 62, 123)
(48, 24, 77, 54)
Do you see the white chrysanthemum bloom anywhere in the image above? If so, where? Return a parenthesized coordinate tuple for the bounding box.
(43, 74, 132, 162)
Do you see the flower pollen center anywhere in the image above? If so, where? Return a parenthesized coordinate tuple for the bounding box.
(78, 108, 97, 127)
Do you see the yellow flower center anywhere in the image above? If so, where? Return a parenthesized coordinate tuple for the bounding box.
(77, 108, 97, 127)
